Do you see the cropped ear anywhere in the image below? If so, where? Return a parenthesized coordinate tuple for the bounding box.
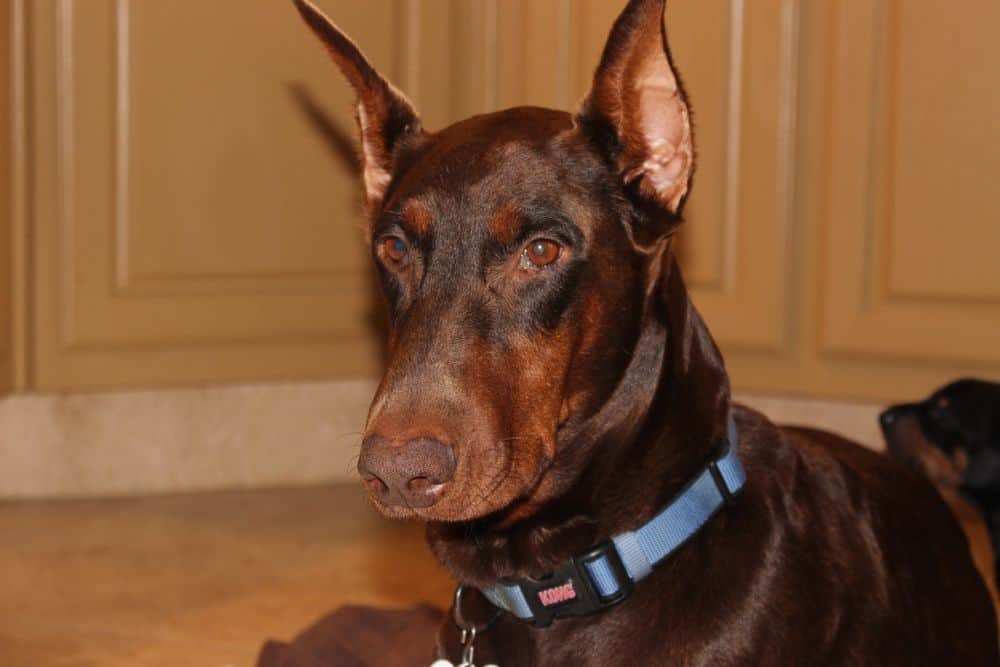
(292, 0, 421, 208)
(578, 0, 693, 216)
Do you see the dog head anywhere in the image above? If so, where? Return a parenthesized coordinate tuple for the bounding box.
(881, 379, 1000, 494)
(294, 0, 694, 521)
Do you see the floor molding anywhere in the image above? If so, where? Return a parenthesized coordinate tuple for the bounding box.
(0, 381, 885, 499)
(0, 379, 377, 499)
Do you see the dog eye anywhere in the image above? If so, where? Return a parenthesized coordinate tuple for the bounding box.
(520, 239, 561, 269)
(380, 236, 409, 266)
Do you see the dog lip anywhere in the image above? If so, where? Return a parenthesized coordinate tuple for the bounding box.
(365, 493, 420, 520)
(405, 479, 448, 507)
(454, 444, 557, 525)
(408, 477, 445, 493)
(362, 479, 451, 517)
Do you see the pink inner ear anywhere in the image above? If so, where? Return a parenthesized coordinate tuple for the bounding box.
(356, 102, 393, 203)
(624, 56, 693, 213)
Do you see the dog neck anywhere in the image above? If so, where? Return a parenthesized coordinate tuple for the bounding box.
(426, 249, 732, 587)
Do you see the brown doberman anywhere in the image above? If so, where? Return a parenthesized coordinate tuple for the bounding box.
(292, 0, 999, 663)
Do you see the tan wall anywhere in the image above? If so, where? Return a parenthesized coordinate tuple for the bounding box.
(3, 1, 1000, 400)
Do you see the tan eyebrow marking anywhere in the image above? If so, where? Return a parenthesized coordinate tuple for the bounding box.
(400, 199, 432, 236)
(488, 202, 523, 245)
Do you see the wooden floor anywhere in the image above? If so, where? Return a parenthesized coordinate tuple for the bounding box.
(0, 485, 453, 667)
(0, 484, 995, 666)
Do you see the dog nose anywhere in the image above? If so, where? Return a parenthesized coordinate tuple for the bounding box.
(880, 403, 918, 431)
(357, 436, 455, 508)
(879, 409, 899, 429)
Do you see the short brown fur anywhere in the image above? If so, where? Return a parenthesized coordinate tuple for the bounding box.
(293, 0, 999, 664)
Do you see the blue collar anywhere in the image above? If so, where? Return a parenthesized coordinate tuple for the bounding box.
(478, 412, 746, 627)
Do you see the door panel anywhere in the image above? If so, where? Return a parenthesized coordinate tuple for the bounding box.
(721, 0, 1000, 402)
(821, 0, 1000, 365)
(28, 0, 409, 389)
(673, 0, 799, 353)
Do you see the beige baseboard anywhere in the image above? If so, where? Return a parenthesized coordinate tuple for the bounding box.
(0, 381, 886, 499)
(737, 393, 884, 452)
(0, 379, 378, 499)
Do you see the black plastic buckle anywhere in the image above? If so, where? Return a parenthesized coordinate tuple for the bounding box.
(708, 459, 734, 505)
(516, 540, 633, 628)
(708, 434, 736, 506)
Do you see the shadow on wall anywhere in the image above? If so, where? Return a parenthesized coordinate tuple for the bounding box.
(287, 82, 390, 368)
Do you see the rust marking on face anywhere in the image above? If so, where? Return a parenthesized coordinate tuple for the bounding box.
(401, 199, 433, 236)
(487, 202, 523, 246)
(428, 320, 576, 523)
(952, 448, 970, 478)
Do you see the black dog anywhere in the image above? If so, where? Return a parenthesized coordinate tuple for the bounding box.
(882, 379, 1000, 585)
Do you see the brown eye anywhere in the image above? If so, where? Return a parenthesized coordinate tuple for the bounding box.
(380, 236, 408, 265)
(521, 239, 561, 269)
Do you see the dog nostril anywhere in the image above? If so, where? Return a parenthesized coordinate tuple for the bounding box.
(407, 476, 435, 493)
(364, 476, 388, 496)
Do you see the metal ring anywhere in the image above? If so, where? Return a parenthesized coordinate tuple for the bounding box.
(452, 583, 502, 634)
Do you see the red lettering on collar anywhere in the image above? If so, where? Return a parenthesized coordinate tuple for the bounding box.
(537, 582, 577, 607)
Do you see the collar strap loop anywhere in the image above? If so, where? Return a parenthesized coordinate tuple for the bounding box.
(479, 412, 746, 627)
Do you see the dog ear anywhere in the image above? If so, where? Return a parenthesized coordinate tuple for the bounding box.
(578, 0, 692, 216)
(292, 0, 420, 208)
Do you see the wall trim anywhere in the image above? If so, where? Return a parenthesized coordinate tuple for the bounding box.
(0, 378, 377, 498)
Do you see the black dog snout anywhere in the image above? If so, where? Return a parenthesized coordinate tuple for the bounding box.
(879, 403, 919, 432)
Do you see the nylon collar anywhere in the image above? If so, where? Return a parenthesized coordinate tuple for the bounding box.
(476, 412, 746, 627)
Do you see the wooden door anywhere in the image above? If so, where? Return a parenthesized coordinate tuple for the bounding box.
(820, 0, 1000, 373)
(21, 0, 797, 391)
(23, 0, 413, 389)
(12, 0, 1000, 399)
(723, 0, 1000, 401)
